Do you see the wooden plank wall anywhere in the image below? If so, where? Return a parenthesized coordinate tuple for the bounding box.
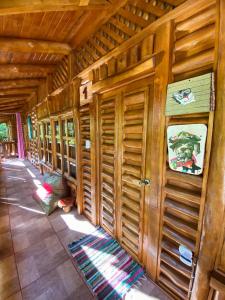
(26, 1, 225, 299)
(157, 2, 217, 300)
(79, 103, 97, 224)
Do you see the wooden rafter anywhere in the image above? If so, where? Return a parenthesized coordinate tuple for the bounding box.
(0, 0, 110, 15)
(88, 38, 107, 56)
(95, 32, 115, 50)
(0, 99, 27, 107)
(0, 79, 45, 89)
(70, 0, 128, 48)
(0, 97, 27, 103)
(118, 8, 150, 28)
(102, 24, 126, 44)
(161, 0, 185, 6)
(129, 0, 168, 17)
(0, 38, 71, 55)
(109, 17, 136, 37)
(0, 64, 55, 79)
(0, 88, 37, 96)
(0, 107, 24, 112)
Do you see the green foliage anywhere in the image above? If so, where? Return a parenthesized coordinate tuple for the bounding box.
(0, 123, 9, 141)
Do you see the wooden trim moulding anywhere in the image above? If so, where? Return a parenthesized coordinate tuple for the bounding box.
(92, 55, 156, 94)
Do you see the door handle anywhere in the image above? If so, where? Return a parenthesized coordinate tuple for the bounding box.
(139, 179, 151, 186)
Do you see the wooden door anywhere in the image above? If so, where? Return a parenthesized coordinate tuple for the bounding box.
(98, 78, 153, 261)
(79, 104, 93, 222)
(98, 93, 118, 235)
(118, 86, 150, 261)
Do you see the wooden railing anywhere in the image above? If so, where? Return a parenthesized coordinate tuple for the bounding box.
(0, 141, 17, 158)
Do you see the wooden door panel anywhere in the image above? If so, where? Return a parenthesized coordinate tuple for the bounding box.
(99, 95, 117, 235)
(80, 104, 93, 221)
(119, 88, 149, 260)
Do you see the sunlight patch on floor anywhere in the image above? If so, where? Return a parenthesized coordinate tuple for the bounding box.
(0, 200, 45, 214)
(33, 179, 42, 187)
(7, 176, 27, 182)
(126, 289, 160, 300)
(2, 160, 25, 167)
(0, 197, 18, 201)
(60, 213, 95, 234)
(27, 168, 36, 178)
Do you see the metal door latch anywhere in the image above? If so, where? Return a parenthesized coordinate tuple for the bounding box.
(139, 179, 151, 186)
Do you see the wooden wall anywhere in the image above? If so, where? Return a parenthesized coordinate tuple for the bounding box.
(26, 0, 225, 299)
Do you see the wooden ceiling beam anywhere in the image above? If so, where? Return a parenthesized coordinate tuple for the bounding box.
(0, 101, 25, 107)
(0, 88, 37, 96)
(129, 0, 168, 17)
(0, 107, 24, 113)
(0, 79, 45, 89)
(0, 38, 71, 55)
(0, 0, 110, 15)
(0, 97, 26, 104)
(160, 0, 185, 6)
(0, 64, 55, 79)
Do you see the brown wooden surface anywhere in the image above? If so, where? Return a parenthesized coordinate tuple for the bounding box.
(191, 0, 225, 299)
(2, 1, 225, 300)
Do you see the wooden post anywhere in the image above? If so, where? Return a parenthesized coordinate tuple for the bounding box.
(191, 1, 225, 298)
(144, 20, 174, 279)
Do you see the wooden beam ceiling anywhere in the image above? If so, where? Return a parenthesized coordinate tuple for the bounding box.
(0, 88, 37, 96)
(0, 0, 110, 15)
(0, 64, 55, 79)
(0, 79, 45, 89)
(0, 96, 28, 101)
(70, 0, 129, 48)
(0, 38, 71, 55)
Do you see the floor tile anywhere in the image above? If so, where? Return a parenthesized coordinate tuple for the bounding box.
(11, 217, 54, 252)
(0, 231, 13, 260)
(0, 256, 20, 299)
(16, 235, 68, 288)
(0, 202, 9, 216)
(5, 291, 23, 300)
(22, 260, 93, 300)
(0, 214, 10, 234)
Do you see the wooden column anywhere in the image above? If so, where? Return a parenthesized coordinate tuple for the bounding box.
(191, 1, 225, 298)
(72, 79, 83, 214)
(144, 21, 174, 279)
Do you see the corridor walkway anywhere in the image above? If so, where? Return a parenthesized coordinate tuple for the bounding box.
(0, 159, 169, 300)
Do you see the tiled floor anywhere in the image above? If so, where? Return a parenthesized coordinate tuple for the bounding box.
(0, 159, 170, 300)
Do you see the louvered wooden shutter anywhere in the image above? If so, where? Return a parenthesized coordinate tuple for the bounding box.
(99, 95, 117, 235)
(80, 104, 93, 221)
(158, 113, 214, 299)
(118, 88, 149, 260)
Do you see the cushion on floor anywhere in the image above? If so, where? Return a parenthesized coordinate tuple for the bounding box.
(33, 172, 69, 215)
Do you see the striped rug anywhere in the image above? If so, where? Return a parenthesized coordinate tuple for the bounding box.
(68, 227, 144, 300)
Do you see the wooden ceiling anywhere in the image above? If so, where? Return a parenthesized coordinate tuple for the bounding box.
(0, 0, 185, 113)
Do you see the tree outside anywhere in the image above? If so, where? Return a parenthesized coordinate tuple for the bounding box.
(0, 123, 9, 141)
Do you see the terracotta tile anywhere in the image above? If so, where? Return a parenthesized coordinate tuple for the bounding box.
(12, 232, 31, 253)
(0, 203, 9, 217)
(0, 215, 10, 234)
(0, 256, 20, 299)
(22, 260, 93, 300)
(6, 291, 23, 300)
(125, 277, 170, 300)
(16, 235, 68, 288)
(57, 227, 87, 255)
(12, 217, 54, 252)
(0, 231, 13, 260)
